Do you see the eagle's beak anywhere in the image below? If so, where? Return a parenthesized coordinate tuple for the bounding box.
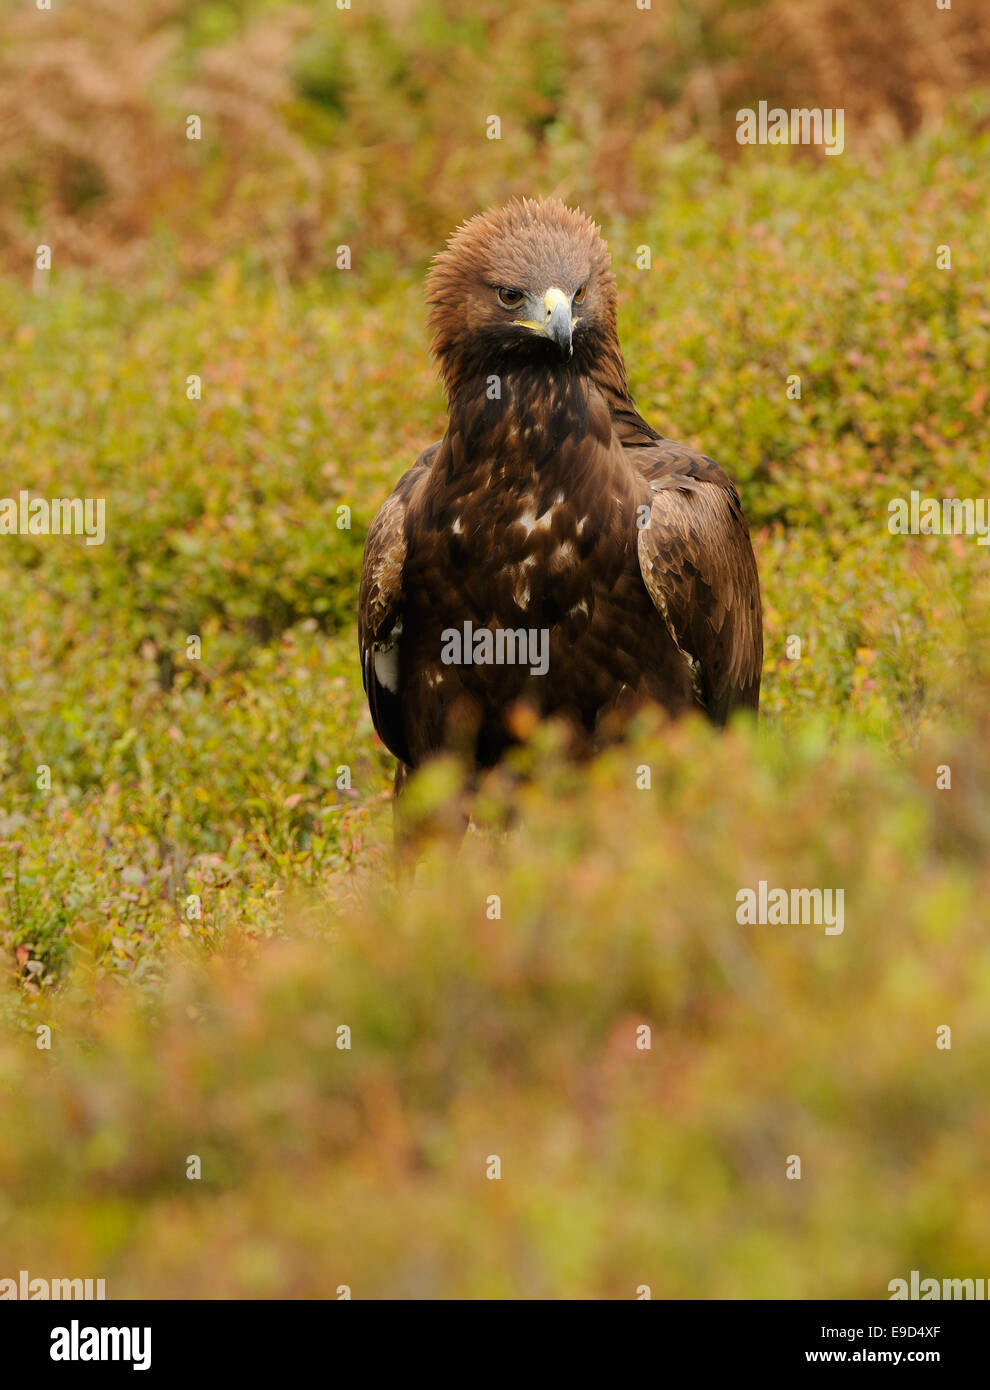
(513, 286, 575, 358)
(542, 286, 573, 358)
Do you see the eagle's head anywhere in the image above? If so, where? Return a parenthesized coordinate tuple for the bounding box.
(426, 197, 619, 399)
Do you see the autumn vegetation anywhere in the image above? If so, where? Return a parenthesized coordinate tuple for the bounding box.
(0, 0, 988, 1297)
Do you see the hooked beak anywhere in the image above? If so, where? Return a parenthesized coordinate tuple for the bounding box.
(541, 286, 574, 358)
(513, 286, 574, 358)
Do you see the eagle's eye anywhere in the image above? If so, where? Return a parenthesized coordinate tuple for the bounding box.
(496, 286, 525, 309)
(573, 283, 588, 305)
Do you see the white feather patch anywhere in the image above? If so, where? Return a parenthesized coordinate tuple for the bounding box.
(374, 644, 400, 693)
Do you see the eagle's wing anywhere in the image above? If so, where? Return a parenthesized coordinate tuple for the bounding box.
(632, 438, 763, 724)
(358, 447, 436, 765)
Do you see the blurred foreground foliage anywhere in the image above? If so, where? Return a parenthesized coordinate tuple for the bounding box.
(2, 689, 990, 1296)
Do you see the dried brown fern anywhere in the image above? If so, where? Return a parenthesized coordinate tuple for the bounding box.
(0, 0, 986, 277)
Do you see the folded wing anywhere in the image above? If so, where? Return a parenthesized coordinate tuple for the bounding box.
(633, 440, 763, 723)
(358, 458, 431, 766)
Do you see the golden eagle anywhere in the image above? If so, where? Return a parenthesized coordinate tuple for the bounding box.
(359, 198, 762, 803)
